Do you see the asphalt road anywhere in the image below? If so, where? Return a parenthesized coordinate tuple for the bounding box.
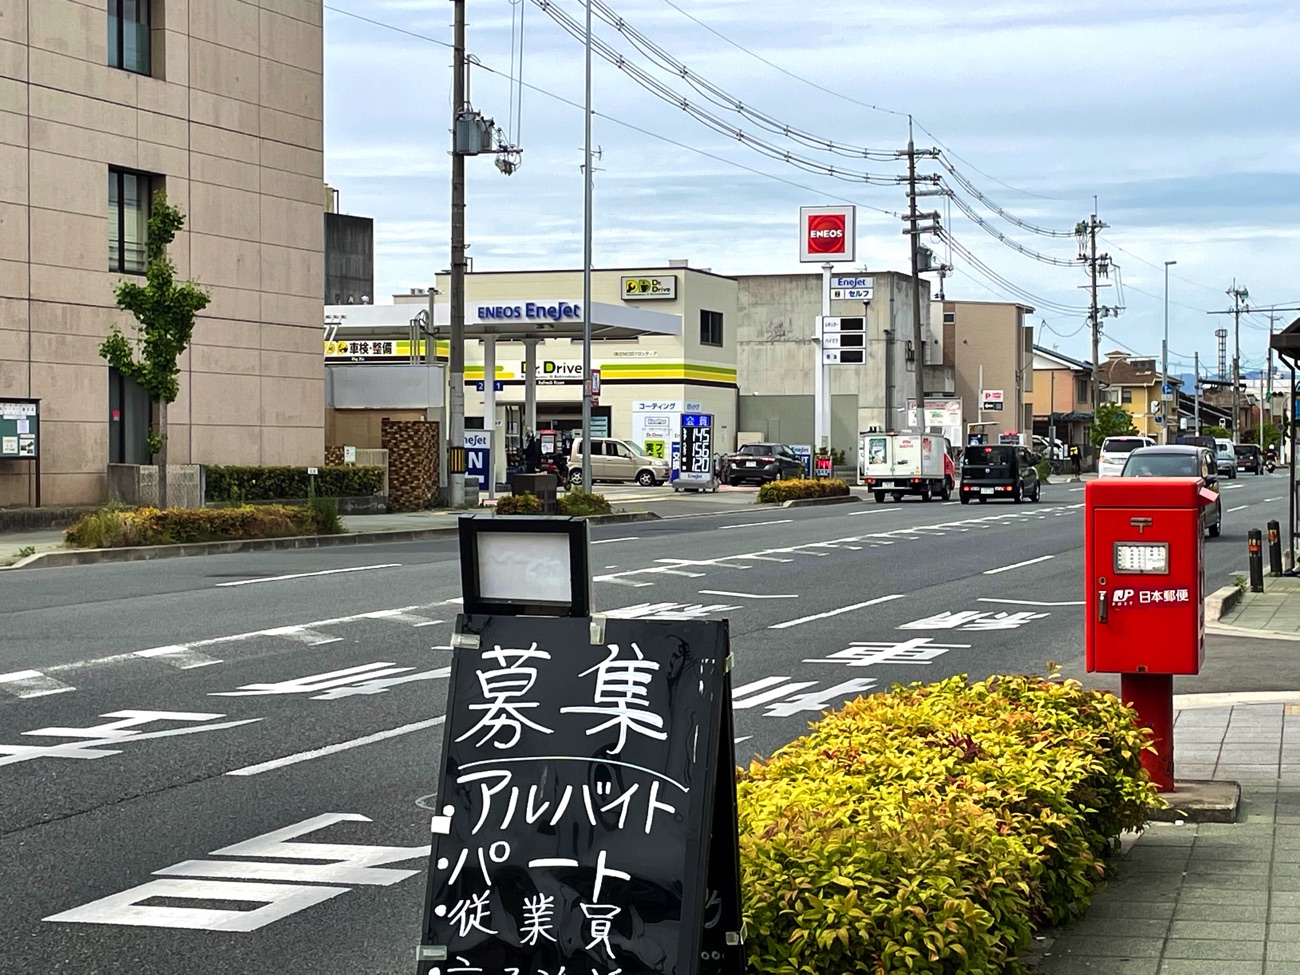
(0, 472, 1288, 975)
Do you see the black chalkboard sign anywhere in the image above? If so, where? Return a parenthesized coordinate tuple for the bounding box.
(416, 613, 742, 975)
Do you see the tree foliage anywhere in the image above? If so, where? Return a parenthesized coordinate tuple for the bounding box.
(1203, 424, 1231, 439)
(99, 191, 210, 453)
(1090, 401, 1139, 445)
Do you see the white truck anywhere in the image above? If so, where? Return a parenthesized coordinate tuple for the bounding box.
(860, 432, 953, 503)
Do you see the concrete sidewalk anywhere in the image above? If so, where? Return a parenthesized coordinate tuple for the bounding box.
(1033, 574, 1300, 974)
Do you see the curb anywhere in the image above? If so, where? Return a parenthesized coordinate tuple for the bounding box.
(777, 495, 863, 509)
(1205, 584, 1245, 621)
(6, 510, 663, 570)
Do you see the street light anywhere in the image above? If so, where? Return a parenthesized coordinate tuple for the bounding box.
(1163, 260, 1177, 444)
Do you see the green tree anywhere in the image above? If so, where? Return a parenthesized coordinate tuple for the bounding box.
(1090, 401, 1138, 446)
(99, 191, 210, 509)
(1261, 421, 1282, 451)
(1203, 424, 1230, 439)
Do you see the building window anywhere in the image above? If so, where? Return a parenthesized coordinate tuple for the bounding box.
(109, 168, 151, 273)
(699, 309, 723, 347)
(1076, 378, 1089, 403)
(108, 0, 151, 75)
(1121, 388, 1133, 404)
(942, 312, 955, 324)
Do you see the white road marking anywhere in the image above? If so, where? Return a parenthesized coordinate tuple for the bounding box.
(215, 564, 401, 587)
(734, 736, 752, 745)
(226, 717, 446, 776)
(1222, 484, 1243, 490)
(0, 669, 75, 699)
(604, 601, 740, 620)
(733, 679, 817, 709)
(1228, 505, 1249, 513)
(699, 589, 798, 599)
(847, 508, 900, 515)
(978, 598, 1085, 607)
(983, 555, 1055, 575)
(718, 519, 793, 530)
(732, 675, 791, 697)
(134, 646, 222, 669)
(1265, 497, 1282, 503)
(769, 593, 905, 630)
(1069, 487, 1085, 492)
(592, 536, 640, 545)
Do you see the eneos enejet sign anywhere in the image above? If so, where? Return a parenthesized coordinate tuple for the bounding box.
(799, 205, 856, 263)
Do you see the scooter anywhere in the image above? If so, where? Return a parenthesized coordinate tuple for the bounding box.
(1265, 451, 1278, 474)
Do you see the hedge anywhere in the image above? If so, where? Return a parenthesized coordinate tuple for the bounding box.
(739, 674, 1159, 975)
(757, 477, 850, 504)
(206, 465, 384, 502)
(493, 490, 613, 517)
(495, 493, 542, 515)
(64, 501, 343, 548)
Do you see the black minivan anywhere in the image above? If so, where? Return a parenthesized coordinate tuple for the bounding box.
(960, 444, 1041, 503)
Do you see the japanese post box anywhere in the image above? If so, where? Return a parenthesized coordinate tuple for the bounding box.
(1085, 477, 1216, 675)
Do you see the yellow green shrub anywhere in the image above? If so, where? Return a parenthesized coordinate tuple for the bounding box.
(64, 504, 335, 548)
(757, 477, 850, 504)
(738, 674, 1159, 975)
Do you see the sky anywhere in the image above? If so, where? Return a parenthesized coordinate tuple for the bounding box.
(322, 0, 1300, 377)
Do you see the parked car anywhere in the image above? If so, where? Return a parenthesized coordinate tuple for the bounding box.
(959, 444, 1041, 503)
(1213, 438, 1238, 479)
(1119, 445, 1222, 538)
(1097, 436, 1155, 477)
(1032, 435, 1067, 460)
(567, 437, 670, 486)
(725, 443, 805, 486)
(1235, 443, 1263, 476)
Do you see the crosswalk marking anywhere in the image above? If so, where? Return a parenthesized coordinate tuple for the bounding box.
(0, 670, 75, 699)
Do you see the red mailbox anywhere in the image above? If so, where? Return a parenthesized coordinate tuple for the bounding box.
(1085, 477, 1218, 791)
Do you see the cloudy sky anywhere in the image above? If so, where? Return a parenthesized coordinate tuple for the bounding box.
(323, 0, 1300, 374)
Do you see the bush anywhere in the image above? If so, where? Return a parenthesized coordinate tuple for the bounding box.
(557, 489, 613, 516)
(1036, 459, 1052, 484)
(739, 674, 1159, 975)
(757, 477, 850, 504)
(64, 503, 342, 548)
(206, 465, 384, 502)
(495, 493, 542, 515)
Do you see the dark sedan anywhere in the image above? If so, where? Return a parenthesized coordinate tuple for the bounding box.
(725, 443, 805, 486)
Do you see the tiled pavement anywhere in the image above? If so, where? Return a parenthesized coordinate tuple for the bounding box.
(1032, 703, 1300, 974)
(1219, 576, 1300, 634)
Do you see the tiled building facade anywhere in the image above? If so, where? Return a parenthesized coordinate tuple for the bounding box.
(1, 0, 326, 506)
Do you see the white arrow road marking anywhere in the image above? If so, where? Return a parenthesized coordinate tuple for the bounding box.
(769, 594, 905, 629)
(983, 555, 1054, 575)
(0, 669, 75, 699)
(215, 564, 402, 587)
(732, 679, 818, 709)
(763, 679, 877, 718)
(227, 717, 446, 776)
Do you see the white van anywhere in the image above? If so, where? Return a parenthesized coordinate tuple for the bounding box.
(1213, 438, 1238, 479)
(1098, 436, 1154, 477)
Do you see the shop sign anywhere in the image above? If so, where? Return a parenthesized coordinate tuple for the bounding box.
(611, 350, 658, 358)
(633, 401, 682, 413)
(474, 301, 581, 323)
(620, 275, 677, 301)
(981, 389, 1005, 411)
(326, 339, 427, 360)
(799, 205, 856, 263)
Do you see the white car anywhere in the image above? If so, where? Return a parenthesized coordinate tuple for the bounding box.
(1097, 436, 1155, 477)
(1213, 438, 1238, 479)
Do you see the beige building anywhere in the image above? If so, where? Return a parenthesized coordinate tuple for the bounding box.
(934, 299, 1035, 442)
(1, 0, 326, 506)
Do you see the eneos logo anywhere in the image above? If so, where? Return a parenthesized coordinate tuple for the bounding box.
(806, 213, 846, 254)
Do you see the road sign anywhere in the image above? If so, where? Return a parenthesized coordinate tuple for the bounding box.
(465, 432, 491, 489)
(1162, 383, 1173, 395)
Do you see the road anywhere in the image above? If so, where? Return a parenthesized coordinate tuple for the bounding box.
(0, 472, 1286, 974)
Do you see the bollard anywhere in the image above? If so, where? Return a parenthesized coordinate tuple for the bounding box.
(1248, 529, 1265, 593)
(1268, 520, 1284, 577)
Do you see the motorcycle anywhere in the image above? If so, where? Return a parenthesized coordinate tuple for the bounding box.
(1266, 450, 1278, 474)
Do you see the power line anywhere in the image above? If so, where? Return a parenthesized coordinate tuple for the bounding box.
(942, 188, 1081, 266)
(938, 159, 1076, 237)
(324, 3, 906, 218)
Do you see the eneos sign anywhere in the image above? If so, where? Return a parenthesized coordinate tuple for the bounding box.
(799, 205, 856, 263)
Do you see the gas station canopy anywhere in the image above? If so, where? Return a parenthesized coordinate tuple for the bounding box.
(323, 300, 682, 343)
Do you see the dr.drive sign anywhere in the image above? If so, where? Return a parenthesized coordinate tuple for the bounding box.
(799, 206, 856, 263)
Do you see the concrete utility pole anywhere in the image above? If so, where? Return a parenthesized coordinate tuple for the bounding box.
(1162, 260, 1176, 443)
(1209, 282, 1250, 444)
(447, 0, 468, 507)
(579, 0, 594, 493)
(1193, 351, 1200, 435)
(1077, 210, 1110, 432)
(900, 117, 940, 433)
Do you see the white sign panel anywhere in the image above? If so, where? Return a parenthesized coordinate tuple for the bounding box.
(831, 288, 872, 301)
(981, 389, 1005, 411)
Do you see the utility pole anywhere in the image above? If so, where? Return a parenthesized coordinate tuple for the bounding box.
(900, 117, 940, 433)
(1209, 282, 1250, 444)
(1076, 210, 1112, 437)
(580, 0, 594, 493)
(447, 0, 468, 508)
(1193, 351, 1200, 435)
(1162, 260, 1176, 443)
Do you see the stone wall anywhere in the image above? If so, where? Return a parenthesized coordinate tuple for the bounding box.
(380, 419, 439, 512)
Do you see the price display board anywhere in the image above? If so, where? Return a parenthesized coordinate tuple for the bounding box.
(680, 414, 713, 481)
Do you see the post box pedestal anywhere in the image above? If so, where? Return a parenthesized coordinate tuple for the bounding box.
(1121, 672, 1175, 792)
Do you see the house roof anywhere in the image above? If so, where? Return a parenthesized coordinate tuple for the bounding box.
(1099, 355, 1180, 389)
(1271, 315, 1300, 357)
(1033, 345, 1093, 371)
